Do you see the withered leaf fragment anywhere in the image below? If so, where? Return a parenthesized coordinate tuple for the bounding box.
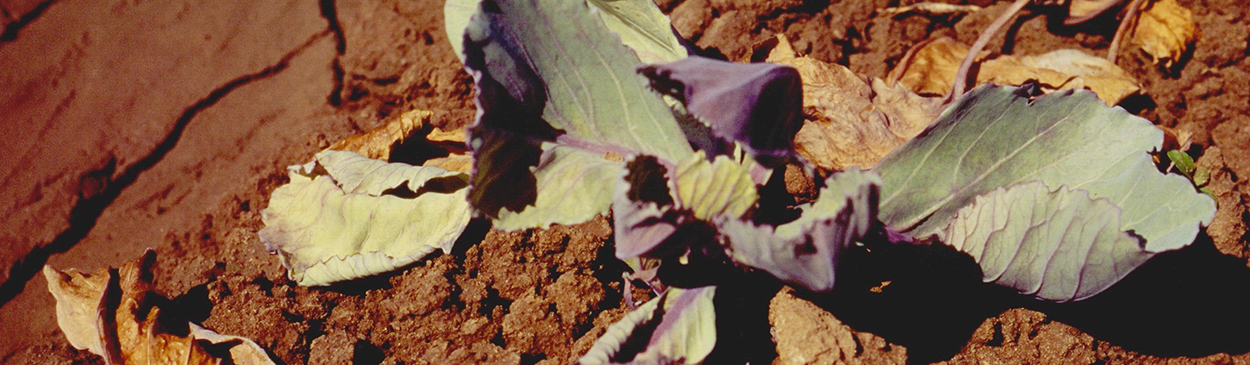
(891, 37, 1141, 106)
(761, 35, 942, 171)
(44, 250, 276, 365)
(1129, 0, 1197, 69)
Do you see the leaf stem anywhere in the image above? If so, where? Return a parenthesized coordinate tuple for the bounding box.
(948, 0, 1030, 101)
(1107, 0, 1147, 63)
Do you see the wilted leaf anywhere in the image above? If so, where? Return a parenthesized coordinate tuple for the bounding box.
(328, 109, 428, 160)
(1064, 0, 1122, 24)
(891, 37, 1141, 105)
(576, 287, 716, 365)
(44, 251, 277, 365)
(876, 85, 1215, 261)
(762, 35, 942, 171)
(325, 108, 471, 173)
(940, 182, 1151, 301)
(1129, 0, 1197, 69)
(718, 169, 880, 292)
(260, 150, 471, 286)
(461, 0, 693, 230)
(44, 264, 109, 356)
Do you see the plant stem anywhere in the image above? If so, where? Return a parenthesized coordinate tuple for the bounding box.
(948, 0, 1030, 101)
(1107, 0, 1147, 63)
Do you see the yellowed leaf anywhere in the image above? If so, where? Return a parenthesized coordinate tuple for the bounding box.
(1129, 0, 1196, 69)
(328, 109, 429, 160)
(892, 37, 1141, 105)
(326, 108, 470, 171)
(43, 265, 110, 357)
(887, 37, 982, 97)
(44, 251, 277, 365)
(1065, 0, 1121, 24)
(763, 35, 943, 171)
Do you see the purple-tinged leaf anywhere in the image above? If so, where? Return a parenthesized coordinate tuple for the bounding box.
(718, 169, 880, 292)
(640, 57, 804, 165)
(576, 287, 716, 365)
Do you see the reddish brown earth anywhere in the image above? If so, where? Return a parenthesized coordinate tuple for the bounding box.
(1, 0, 1246, 364)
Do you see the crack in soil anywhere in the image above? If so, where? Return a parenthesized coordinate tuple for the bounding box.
(0, 0, 57, 42)
(0, 30, 333, 308)
(319, 0, 347, 106)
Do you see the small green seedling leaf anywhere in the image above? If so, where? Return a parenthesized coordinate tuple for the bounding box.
(1167, 149, 1196, 176)
(1193, 167, 1210, 187)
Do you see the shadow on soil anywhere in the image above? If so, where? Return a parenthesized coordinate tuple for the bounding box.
(797, 232, 1250, 364)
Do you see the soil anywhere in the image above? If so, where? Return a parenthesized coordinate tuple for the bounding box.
(1, 0, 1246, 364)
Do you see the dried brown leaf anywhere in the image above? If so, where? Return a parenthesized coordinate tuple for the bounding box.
(1129, 0, 1196, 69)
(1065, 0, 1122, 24)
(892, 37, 1141, 105)
(763, 35, 943, 171)
(44, 250, 276, 365)
(328, 109, 429, 160)
(326, 109, 470, 172)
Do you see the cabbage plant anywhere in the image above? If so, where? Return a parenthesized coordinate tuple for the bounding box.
(437, 0, 1217, 363)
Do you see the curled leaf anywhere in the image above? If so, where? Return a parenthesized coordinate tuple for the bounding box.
(718, 169, 880, 292)
(577, 287, 716, 365)
(762, 35, 942, 171)
(260, 150, 471, 286)
(940, 182, 1151, 301)
(640, 57, 804, 164)
(44, 251, 277, 365)
(891, 37, 1141, 105)
(1129, 0, 1197, 69)
(328, 109, 429, 160)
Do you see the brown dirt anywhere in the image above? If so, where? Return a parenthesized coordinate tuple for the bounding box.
(1, 0, 1247, 364)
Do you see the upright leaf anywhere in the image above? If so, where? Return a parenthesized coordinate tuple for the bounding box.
(876, 85, 1215, 253)
(462, 0, 693, 229)
(587, 0, 688, 63)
